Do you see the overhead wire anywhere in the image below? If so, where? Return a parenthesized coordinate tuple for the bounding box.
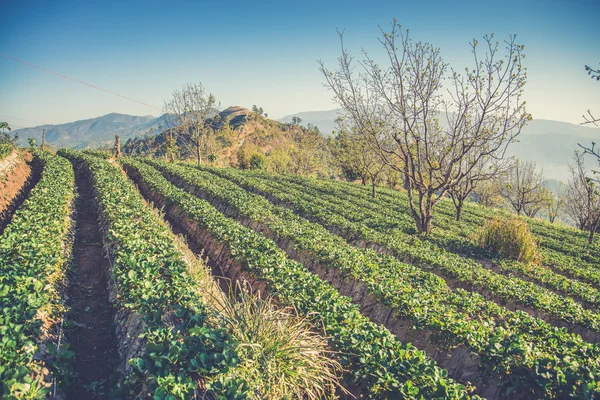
(0, 53, 161, 110)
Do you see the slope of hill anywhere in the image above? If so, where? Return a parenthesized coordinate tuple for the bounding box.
(280, 109, 600, 182)
(124, 106, 328, 172)
(12, 113, 166, 149)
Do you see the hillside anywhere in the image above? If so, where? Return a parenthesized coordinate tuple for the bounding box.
(124, 106, 329, 173)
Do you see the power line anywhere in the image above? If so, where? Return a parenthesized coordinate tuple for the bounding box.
(0, 53, 161, 110)
(0, 114, 48, 125)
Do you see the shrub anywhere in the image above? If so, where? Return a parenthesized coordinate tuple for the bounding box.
(249, 153, 266, 170)
(476, 216, 541, 264)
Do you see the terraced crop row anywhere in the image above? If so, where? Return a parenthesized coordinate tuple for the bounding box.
(265, 171, 600, 309)
(334, 177, 600, 284)
(198, 166, 600, 342)
(350, 176, 600, 264)
(147, 159, 600, 398)
(122, 158, 473, 399)
(0, 151, 74, 398)
(58, 150, 243, 399)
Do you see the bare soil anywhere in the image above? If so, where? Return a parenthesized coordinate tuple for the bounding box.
(0, 152, 37, 234)
(65, 167, 118, 400)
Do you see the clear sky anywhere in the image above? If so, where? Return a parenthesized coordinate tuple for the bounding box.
(1, 0, 599, 128)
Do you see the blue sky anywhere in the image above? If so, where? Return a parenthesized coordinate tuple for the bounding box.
(0, 0, 599, 128)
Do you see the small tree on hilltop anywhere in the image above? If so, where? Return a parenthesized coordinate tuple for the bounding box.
(0, 122, 14, 144)
(164, 82, 219, 164)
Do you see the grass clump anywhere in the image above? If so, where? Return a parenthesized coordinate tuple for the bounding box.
(476, 216, 541, 264)
(212, 281, 344, 400)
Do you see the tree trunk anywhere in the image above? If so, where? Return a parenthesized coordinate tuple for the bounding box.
(419, 213, 433, 234)
(361, 176, 366, 186)
(412, 202, 433, 234)
(588, 219, 599, 244)
(114, 135, 121, 159)
(455, 202, 463, 221)
(196, 143, 201, 165)
(371, 180, 376, 199)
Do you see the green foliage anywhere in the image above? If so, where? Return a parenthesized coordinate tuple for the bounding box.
(237, 144, 265, 170)
(476, 217, 540, 264)
(0, 143, 14, 160)
(249, 153, 265, 170)
(0, 151, 75, 398)
(57, 150, 244, 399)
(123, 158, 472, 399)
(81, 149, 112, 159)
(196, 165, 600, 398)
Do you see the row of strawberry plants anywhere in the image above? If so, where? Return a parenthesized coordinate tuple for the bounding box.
(152, 159, 600, 398)
(201, 166, 600, 339)
(57, 150, 245, 399)
(123, 158, 473, 399)
(267, 172, 600, 308)
(277, 173, 600, 291)
(0, 143, 14, 161)
(0, 151, 75, 398)
(361, 180, 600, 268)
(81, 149, 113, 159)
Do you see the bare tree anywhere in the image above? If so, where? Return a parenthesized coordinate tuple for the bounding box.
(474, 178, 504, 208)
(565, 152, 600, 244)
(448, 154, 512, 221)
(500, 160, 550, 217)
(547, 184, 567, 224)
(163, 82, 218, 164)
(319, 21, 529, 234)
(585, 63, 600, 81)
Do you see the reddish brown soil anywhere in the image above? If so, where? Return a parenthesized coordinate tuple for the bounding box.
(65, 167, 118, 400)
(0, 152, 38, 234)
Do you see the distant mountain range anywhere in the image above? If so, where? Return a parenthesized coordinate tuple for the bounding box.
(12, 113, 169, 149)
(279, 109, 600, 183)
(11, 109, 600, 183)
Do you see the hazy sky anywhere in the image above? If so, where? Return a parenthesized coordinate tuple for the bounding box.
(1, 0, 599, 128)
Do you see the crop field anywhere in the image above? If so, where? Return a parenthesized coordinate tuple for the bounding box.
(1, 149, 600, 400)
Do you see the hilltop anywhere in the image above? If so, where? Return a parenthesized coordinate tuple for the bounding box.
(123, 106, 328, 172)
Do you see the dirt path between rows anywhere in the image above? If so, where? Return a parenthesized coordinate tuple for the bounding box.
(65, 167, 118, 399)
